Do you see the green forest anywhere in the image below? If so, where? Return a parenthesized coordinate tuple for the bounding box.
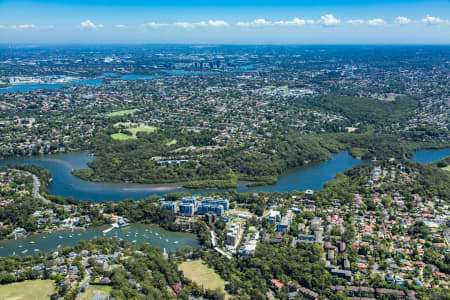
(71, 127, 448, 188)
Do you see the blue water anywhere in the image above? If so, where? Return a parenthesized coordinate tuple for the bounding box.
(103, 73, 159, 80)
(412, 148, 450, 164)
(237, 151, 363, 193)
(0, 78, 105, 94)
(0, 223, 199, 257)
(2, 146, 446, 202)
(0, 72, 202, 93)
(0, 67, 254, 94)
(165, 70, 218, 76)
(0, 151, 363, 202)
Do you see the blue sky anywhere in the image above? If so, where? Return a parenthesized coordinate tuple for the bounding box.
(0, 0, 449, 44)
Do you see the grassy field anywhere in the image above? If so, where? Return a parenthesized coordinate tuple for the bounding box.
(0, 280, 54, 300)
(179, 260, 227, 293)
(226, 218, 245, 230)
(112, 123, 157, 138)
(111, 132, 137, 140)
(378, 97, 396, 101)
(77, 285, 112, 300)
(165, 139, 177, 146)
(126, 125, 157, 136)
(226, 208, 255, 218)
(113, 122, 137, 128)
(106, 109, 139, 117)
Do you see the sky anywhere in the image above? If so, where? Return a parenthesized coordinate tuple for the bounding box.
(0, 0, 449, 44)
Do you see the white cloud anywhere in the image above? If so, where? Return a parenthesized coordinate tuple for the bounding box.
(18, 24, 37, 29)
(115, 24, 126, 29)
(320, 14, 340, 26)
(206, 20, 229, 27)
(421, 14, 448, 25)
(367, 18, 386, 26)
(142, 22, 169, 28)
(0, 24, 53, 30)
(346, 19, 365, 25)
(173, 22, 195, 29)
(190, 20, 229, 27)
(143, 20, 228, 29)
(236, 21, 250, 27)
(395, 16, 411, 24)
(236, 19, 272, 27)
(274, 18, 315, 26)
(252, 19, 272, 26)
(80, 20, 104, 30)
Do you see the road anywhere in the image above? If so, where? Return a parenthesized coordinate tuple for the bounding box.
(210, 230, 217, 247)
(214, 247, 232, 259)
(14, 169, 50, 204)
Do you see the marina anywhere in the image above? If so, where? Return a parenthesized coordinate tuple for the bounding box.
(0, 223, 199, 257)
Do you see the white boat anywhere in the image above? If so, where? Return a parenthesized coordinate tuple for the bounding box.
(111, 218, 130, 228)
(29, 241, 35, 244)
(18, 245, 22, 248)
(34, 249, 39, 252)
(165, 239, 169, 242)
(132, 240, 136, 243)
(174, 241, 179, 244)
(22, 249, 28, 254)
(58, 236, 63, 239)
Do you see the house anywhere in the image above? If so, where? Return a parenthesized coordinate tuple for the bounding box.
(344, 259, 351, 270)
(172, 283, 182, 292)
(328, 249, 335, 260)
(298, 285, 319, 300)
(271, 279, 284, 290)
(277, 210, 293, 232)
(268, 211, 281, 224)
(100, 277, 111, 284)
(331, 268, 353, 281)
(13, 227, 26, 235)
(375, 288, 405, 298)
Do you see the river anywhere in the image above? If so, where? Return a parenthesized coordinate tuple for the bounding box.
(0, 68, 252, 94)
(0, 223, 199, 257)
(0, 148, 448, 257)
(0, 78, 106, 94)
(412, 148, 450, 164)
(1, 148, 448, 202)
(0, 151, 363, 202)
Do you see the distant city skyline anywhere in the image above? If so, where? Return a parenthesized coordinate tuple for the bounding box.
(0, 0, 449, 44)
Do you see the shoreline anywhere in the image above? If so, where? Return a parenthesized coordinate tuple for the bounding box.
(1, 225, 93, 243)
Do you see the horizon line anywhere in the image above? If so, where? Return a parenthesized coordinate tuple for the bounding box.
(0, 43, 449, 47)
